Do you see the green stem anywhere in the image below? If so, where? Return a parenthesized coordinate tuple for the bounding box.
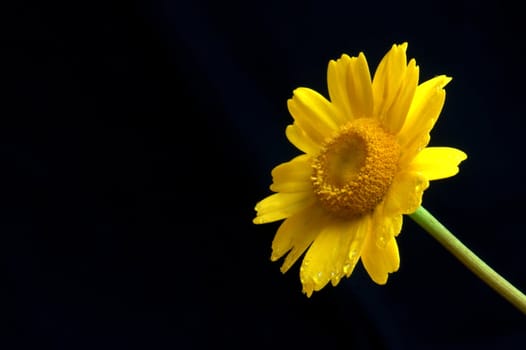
(409, 206, 526, 315)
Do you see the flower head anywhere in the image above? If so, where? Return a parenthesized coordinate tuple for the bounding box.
(253, 43, 467, 296)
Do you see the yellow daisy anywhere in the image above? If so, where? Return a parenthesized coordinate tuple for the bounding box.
(253, 43, 467, 297)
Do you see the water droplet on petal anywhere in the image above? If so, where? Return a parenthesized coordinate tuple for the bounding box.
(331, 272, 341, 286)
(302, 282, 314, 297)
(314, 271, 323, 283)
(376, 235, 387, 248)
(348, 250, 358, 260)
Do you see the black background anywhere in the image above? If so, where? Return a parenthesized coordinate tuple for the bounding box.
(3, 0, 526, 349)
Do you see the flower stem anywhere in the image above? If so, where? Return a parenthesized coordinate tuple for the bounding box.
(409, 206, 526, 315)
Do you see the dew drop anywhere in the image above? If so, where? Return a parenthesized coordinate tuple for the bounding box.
(314, 271, 323, 283)
(301, 259, 309, 269)
(343, 263, 353, 274)
(317, 271, 323, 279)
(331, 272, 341, 286)
(376, 235, 387, 248)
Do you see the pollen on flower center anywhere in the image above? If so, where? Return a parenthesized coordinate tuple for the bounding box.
(311, 118, 400, 218)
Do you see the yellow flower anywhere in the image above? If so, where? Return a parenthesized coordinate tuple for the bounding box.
(253, 43, 467, 297)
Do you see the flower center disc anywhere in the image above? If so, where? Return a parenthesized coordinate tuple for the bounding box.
(311, 118, 400, 218)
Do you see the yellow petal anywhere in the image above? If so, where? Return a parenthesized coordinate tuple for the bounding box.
(253, 192, 315, 224)
(384, 171, 429, 216)
(409, 147, 467, 180)
(361, 207, 401, 284)
(347, 53, 374, 119)
(285, 124, 321, 155)
(371, 202, 403, 247)
(287, 88, 339, 146)
(327, 55, 353, 124)
(361, 234, 400, 285)
(343, 214, 371, 278)
(397, 75, 451, 164)
(270, 154, 312, 193)
(372, 43, 409, 127)
(300, 215, 369, 297)
(271, 205, 327, 273)
(383, 59, 419, 134)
